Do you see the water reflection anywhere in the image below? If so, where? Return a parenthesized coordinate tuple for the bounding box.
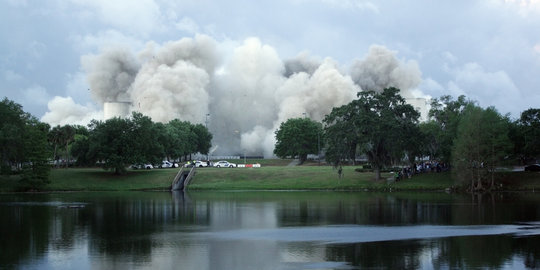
(0, 191, 539, 269)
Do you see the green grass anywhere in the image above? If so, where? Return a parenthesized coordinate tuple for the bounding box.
(1, 164, 539, 192)
(188, 166, 454, 191)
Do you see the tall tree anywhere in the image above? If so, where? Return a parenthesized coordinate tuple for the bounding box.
(324, 88, 420, 180)
(130, 112, 163, 165)
(452, 105, 512, 191)
(274, 118, 322, 165)
(0, 97, 50, 189)
(324, 102, 360, 167)
(87, 117, 135, 174)
(48, 125, 63, 166)
(418, 121, 442, 160)
(427, 95, 474, 163)
(164, 120, 191, 161)
(19, 120, 51, 189)
(517, 108, 540, 162)
(60, 125, 75, 168)
(191, 123, 213, 156)
(0, 97, 29, 172)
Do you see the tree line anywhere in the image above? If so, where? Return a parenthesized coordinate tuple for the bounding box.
(70, 112, 212, 174)
(274, 88, 540, 191)
(1, 98, 50, 190)
(1, 97, 212, 189)
(3, 89, 540, 191)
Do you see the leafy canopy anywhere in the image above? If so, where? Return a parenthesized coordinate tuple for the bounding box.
(324, 87, 420, 180)
(274, 117, 322, 165)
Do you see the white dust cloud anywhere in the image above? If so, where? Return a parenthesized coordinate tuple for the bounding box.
(129, 35, 218, 123)
(41, 96, 102, 126)
(43, 36, 426, 157)
(350, 45, 422, 98)
(81, 47, 139, 103)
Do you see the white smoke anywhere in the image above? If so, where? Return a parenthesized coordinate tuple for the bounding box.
(350, 45, 422, 98)
(208, 38, 286, 155)
(130, 35, 218, 123)
(43, 35, 427, 157)
(41, 96, 102, 126)
(81, 47, 139, 102)
(284, 51, 322, 77)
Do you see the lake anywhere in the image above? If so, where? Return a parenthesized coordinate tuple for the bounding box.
(1, 191, 539, 269)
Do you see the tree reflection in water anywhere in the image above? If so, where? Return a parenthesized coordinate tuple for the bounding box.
(0, 191, 538, 269)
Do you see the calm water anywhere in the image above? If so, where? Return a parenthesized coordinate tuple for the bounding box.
(1, 191, 539, 270)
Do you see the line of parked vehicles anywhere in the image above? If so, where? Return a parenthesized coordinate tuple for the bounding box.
(130, 160, 237, 170)
(185, 160, 237, 168)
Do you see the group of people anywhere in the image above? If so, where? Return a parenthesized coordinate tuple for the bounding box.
(394, 161, 449, 182)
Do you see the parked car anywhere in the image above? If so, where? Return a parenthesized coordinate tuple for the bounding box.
(184, 160, 211, 168)
(194, 160, 209, 167)
(131, 163, 153, 170)
(159, 161, 178, 168)
(524, 164, 540, 172)
(213, 160, 237, 168)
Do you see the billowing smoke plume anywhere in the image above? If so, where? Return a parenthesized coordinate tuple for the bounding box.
(209, 38, 286, 155)
(240, 58, 359, 157)
(129, 35, 218, 123)
(81, 47, 139, 102)
(43, 36, 427, 157)
(284, 52, 321, 77)
(41, 96, 102, 126)
(350, 45, 422, 98)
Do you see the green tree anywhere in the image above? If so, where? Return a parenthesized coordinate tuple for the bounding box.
(452, 105, 512, 191)
(324, 102, 360, 167)
(87, 117, 134, 174)
(19, 120, 51, 190)
(418, 120, 442, 160)
(516, 108, 540, 162)
(191, 123, 213, 156)
(324, 88, 420, 180)
(428, 95, 474, 163)
(71, 133, 91, 166)
(59, 125, 75, 167)
(48, 125, 63, 166)
(130, 112, 163, 165)
(0, 97, 50, 189)
(84, 113, 166, 174)
(0, 97, 29, 172)
(164, 120, 191, 161)
(274, 117, 323, 165)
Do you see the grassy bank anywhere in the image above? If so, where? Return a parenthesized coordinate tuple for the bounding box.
(2, 164, 539, 193)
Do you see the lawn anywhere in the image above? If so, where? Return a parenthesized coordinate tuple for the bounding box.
(1, 164, 539, 192)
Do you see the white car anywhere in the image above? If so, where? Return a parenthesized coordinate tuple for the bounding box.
(131, 163, 153, 170)
(159, 161, 178, 168)
(184, 160, 207, 167)
(213, 160, 237, 168)
(194, 160, 209, 167)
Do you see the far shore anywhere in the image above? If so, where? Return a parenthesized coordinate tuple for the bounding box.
(1, 161, 540, 193)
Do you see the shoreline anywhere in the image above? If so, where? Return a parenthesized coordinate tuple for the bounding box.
(1, 166, 539, 193)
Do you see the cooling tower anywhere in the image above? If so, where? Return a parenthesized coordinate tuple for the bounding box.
(104, 102, 131, 119)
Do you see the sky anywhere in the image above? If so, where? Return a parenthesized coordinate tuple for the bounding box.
(1, 0, 540, 155)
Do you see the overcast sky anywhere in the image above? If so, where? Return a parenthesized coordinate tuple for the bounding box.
(2, 0, 540, 121)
